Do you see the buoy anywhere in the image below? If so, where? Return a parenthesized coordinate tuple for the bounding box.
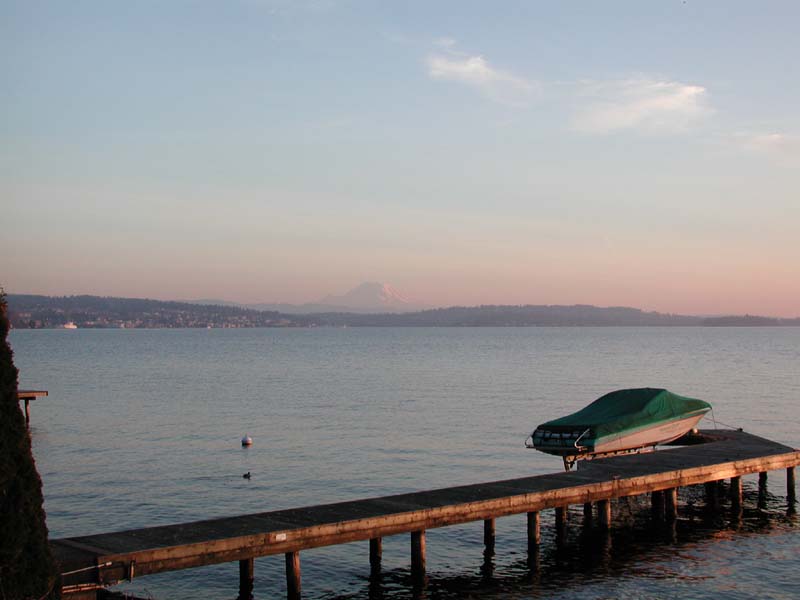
(241, 435, 253, 447)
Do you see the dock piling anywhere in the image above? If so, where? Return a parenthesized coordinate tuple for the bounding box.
(555, 506, 567, 541)
(238, 558, 254, 600)
(651, 491, 665, 521)
(665, 488, 678, 521)
(788, 467, 796, 508)
(730, 476, 742, 513)
(285, 552, 301, 599)
(369, 537, 382, 575)
(527, 511, 540, 547)
(598, 499, 611, 529)
(483, 518, 495, 555)
(758, 471, 768, 508)
(583, 502, 593, 526)
(411, 530, 426, 582)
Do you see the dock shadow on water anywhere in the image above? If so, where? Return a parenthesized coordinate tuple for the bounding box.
(327, 485, 798, 600)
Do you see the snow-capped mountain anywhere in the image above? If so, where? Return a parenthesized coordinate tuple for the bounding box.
(319, 282, 420, 312)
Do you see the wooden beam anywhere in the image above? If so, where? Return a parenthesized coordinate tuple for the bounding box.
(664, 487, 678, 522)
(411, 530, 425, 582)
(238, 558, 254, 600)
(369, 537, 382, 574)
(598, 499, 611, 529)
(285, 552, 300, 600)
(483, 518, 495, 555)
(526, 511, 540, 547)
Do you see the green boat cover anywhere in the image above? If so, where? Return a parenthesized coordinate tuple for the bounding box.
(541, 388, 711, 439)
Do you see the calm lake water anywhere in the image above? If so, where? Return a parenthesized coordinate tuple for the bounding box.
(10, 327, 800, 599)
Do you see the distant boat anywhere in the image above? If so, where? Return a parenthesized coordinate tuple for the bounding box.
(62, 322, 78, 329)
(526, 388, 711, 470)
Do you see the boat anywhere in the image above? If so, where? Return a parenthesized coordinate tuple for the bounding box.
(525, 388, 711, 470)
(62, 321, 78, 329)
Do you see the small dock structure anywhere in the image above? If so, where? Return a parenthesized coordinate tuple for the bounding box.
(18, 389, 48, 426)
(51, 429, 799, 599)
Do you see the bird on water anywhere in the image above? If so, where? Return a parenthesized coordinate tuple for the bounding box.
(243, 472, 251, 479)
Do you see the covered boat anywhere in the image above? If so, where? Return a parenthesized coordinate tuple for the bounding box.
(525, 388, 711, 469)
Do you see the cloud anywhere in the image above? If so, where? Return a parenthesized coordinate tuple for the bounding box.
(426, 54, 538, 107)
(571, 79, 712, 134)
(746, 133, 800, 155)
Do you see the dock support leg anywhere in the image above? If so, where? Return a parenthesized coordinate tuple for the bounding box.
(285, 551, 301, 599)
(483, 518, 495, 555)
(651, 491, 665, 522)
(665, 488, 678, 522)
(370, 537, 382, 575)
(730, 476, 742, 513)
(758, 472, 768, 508)
(24, 399, 30, 427)
(411, 530, 426, 583)
(705, 481, 718, 511)
(583, 502, 593, 526)
(238, 558, 254, 600)
(527, 511, 540, 547)
(598, 499, 611, 529)
(788, 467, 797, 509)
(555, 506, 567, 541)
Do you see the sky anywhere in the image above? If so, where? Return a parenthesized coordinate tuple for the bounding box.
(2, 1, 799, 316)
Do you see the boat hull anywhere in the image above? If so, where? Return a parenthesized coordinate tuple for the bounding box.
(531, 412, 707, 457)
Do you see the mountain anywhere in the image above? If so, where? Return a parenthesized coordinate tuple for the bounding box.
(318, 282, 427, 313)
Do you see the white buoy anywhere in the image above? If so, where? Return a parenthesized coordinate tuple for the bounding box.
(241, 434, 253, 447)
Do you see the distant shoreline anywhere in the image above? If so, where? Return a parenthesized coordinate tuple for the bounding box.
(6, 294, 799, 330)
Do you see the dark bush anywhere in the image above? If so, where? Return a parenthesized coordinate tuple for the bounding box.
(0, 291, 58, 598)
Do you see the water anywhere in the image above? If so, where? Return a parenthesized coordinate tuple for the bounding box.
(9, 327, 800, 599)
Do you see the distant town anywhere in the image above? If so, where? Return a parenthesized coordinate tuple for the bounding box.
(6, 294, 799, 329)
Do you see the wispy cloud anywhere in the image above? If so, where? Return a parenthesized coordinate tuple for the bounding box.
(740, 132, 800, 164)
(426, 47, 538, 108)
(571, 79, 712, 134)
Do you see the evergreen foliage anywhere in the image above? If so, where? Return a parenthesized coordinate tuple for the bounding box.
(0, 291, 58, 598)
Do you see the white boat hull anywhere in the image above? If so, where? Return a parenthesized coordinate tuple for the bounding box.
(591, 413, 706, 454)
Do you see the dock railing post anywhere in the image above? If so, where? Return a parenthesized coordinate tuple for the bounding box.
(369, 537, 382, 575)
(411, 530, 426, 583)
(238, 558, 254, 600)
(285, 551, 301, 600)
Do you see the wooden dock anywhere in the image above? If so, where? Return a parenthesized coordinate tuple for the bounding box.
(18, 389, 48, 426)
(51, 429, 799, 599)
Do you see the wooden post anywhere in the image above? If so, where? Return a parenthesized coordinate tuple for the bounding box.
(411, 530, 426, 581)
(665, 487, 678, 521)
(24, 399, 31, 426)
(285, 551, 300, 599)
(598, 499, 611, 529)
(483, 518, 495, 555)
(651, 490, 665, 521)
(583, 502, 593, 525)
(526, 511, 540, 547)
(369, 537, 382, 574)
(555, 506, 566, 541)
(788, 467, 797, 507)
(705, 481, 718, 511)
(758, 471, 768, 508)
(238, 558, 254, 600)
(730, 476, 742, 512)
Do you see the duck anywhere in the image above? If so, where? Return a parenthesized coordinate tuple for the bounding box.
(243, 471, 251, 479)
